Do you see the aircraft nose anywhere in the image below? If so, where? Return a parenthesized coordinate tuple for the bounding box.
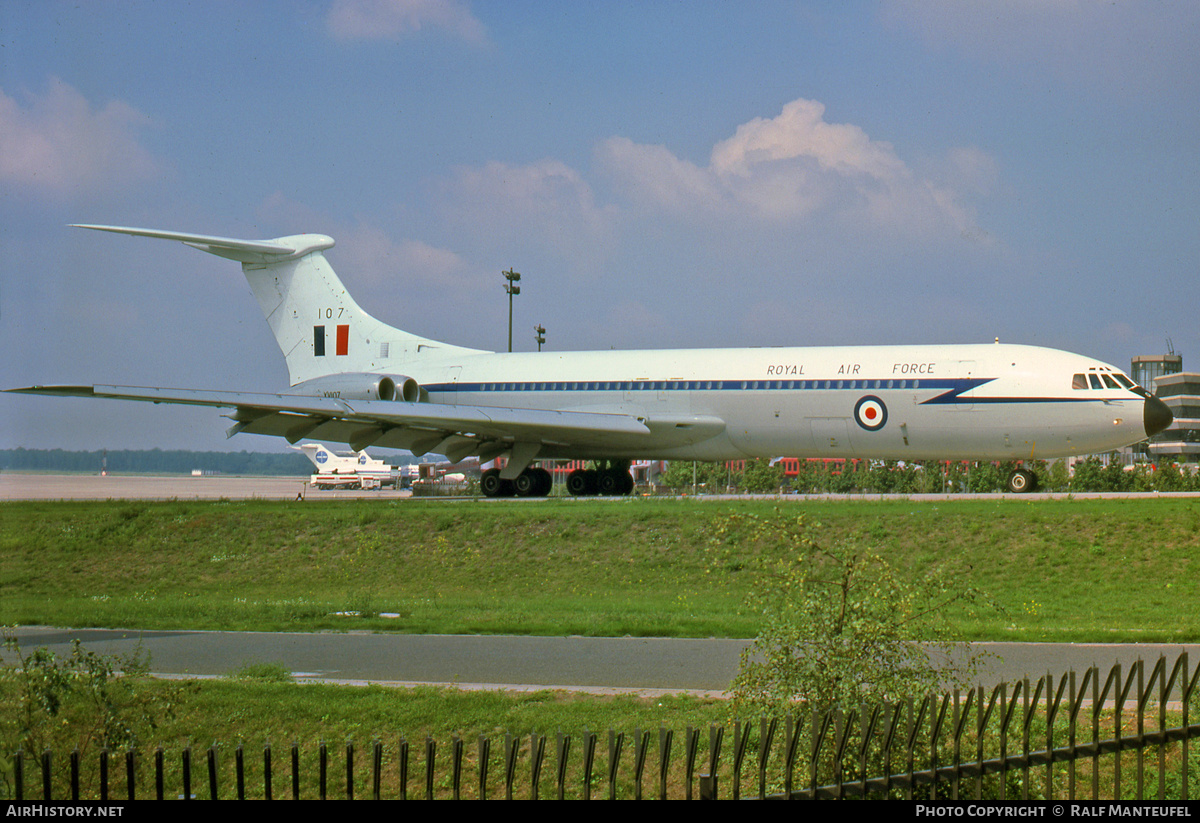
(1144, 395, 1173, 438)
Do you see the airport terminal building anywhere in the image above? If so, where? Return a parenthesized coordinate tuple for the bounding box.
(1149, 371, 1200, 464)
(1133, 353, 1200, 465)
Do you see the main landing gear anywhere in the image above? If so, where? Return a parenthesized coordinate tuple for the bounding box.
(1006, 468, 1038, 494)
(478, 460, 635, 498)
(480, 466, 553, 498)
(566, 460, 635, 497)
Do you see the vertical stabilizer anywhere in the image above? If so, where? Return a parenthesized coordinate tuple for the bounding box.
(73, 224, 488, 386)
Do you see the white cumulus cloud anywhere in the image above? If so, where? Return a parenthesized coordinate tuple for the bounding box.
(437, 158, 618, 256)
(326, 0, 486, 43)
(0, 78, 161, 196)
(599, 97, 987, 239)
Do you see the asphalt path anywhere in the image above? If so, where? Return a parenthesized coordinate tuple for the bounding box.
(8, 627, 1199, 698)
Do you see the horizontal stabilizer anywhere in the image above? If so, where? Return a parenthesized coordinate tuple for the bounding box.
(71, 224, 333, 263)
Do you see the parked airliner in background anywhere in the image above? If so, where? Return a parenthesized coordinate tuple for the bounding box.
(9, 225, 1173, 496)
(293, 442, 404, 490)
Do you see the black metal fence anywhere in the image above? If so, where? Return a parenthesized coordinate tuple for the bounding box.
(7, 654, 1199, 800)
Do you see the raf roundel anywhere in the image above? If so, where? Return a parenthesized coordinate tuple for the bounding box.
(854, 395, 888, 431)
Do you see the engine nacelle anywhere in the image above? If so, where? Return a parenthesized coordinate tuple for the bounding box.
(291, 373, 422, 402)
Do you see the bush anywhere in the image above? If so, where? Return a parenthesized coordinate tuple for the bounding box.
(720, 510, 988, 714)
(0, 636, 187, 798)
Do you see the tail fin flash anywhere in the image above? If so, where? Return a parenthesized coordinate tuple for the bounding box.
(73, 224, 487, 385)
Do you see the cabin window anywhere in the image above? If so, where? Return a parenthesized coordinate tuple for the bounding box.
(1073, 374, 1088, 390)
(1089, 374, 1103, 389)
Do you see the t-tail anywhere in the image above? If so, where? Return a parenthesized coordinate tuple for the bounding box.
(72, 225, 487, 387)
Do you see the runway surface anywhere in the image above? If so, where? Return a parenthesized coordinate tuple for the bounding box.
(8, 627, 1198, 698)
(0, 473, 404, 501)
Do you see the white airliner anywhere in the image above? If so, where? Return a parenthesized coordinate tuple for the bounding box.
(9, 225, 1172, 497)
(293, 442, 403, 490)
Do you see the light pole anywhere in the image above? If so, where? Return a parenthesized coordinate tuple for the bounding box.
(503, 269, 521, 352)
(535, 324, 545, 352)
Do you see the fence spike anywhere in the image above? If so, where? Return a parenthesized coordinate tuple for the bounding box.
(530, 733, 545, 801)
(659, 727, 673, 802)
(607, 729, 624, 801)
(478, 735, 490, 801)
(504, 733, 518, 801)
(452, 735, 463, 801)
(582, 730, 596, 802)
(556, 731, 570, 801)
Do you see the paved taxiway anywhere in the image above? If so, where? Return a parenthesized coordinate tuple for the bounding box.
(8, 627, 1199, 698)
(0, 473, 404, 501)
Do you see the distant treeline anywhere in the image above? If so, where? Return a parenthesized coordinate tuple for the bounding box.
(0, 448, 313, 476)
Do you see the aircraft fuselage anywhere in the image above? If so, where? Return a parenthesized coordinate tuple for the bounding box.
(388, 342, 1153, 463)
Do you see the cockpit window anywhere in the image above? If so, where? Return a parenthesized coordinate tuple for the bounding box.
(1074, 371, 1140, 391)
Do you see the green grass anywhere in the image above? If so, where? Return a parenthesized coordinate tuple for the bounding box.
(0, 669, 732, 800)
(2, 497, 1198, 641)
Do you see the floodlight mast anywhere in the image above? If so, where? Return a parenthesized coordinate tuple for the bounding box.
(503, 269, 521, 352)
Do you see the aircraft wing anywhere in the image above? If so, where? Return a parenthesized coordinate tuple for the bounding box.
(5, 384, 720, 466)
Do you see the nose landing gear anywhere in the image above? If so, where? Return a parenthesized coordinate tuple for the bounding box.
(1006, 468, 1038, 493)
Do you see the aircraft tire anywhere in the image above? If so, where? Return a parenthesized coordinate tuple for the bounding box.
(1006, 469, 1037, 494)
(598, 470, 622, 496)
(514, 468, 553, 498)
(513, 472, 538, 497)
(566, 469, 592, 496)
(620, 472, 635, 495)
(481, 469, 514, 498)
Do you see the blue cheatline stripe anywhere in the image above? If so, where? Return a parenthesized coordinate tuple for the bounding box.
(427, 379, 969, 395)
(421, 377, 981, 394)
(411, 376, 1116, 406)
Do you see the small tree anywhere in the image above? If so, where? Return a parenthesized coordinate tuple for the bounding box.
(741, 458, 785, 494)
(720, 510, 988, 716)
(1, 636, 186, 797)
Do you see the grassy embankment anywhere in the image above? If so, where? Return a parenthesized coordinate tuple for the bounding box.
(2, 496, 1197, 642)
(3, 497, 1198, 799)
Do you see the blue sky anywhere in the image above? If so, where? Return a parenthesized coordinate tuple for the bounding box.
(2, 0, 1197, 451)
